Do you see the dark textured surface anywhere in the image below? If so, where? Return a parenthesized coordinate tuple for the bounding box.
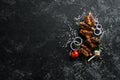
(0, 0, 120, 80)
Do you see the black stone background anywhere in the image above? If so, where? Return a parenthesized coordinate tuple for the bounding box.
(0, 0, 120, 80)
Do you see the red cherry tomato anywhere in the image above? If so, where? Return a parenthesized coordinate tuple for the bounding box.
(70, 51, 79, 59)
